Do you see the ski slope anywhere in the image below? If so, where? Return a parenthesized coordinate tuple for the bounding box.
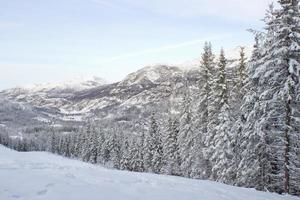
(0, 145, 298, 200)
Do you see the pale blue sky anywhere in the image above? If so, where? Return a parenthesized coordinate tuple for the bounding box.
(0, 0, 273, 89)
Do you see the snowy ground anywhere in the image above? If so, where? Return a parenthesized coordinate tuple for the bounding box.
(0, 145, 299, 200)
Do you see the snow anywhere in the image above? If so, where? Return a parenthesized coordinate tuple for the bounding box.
(34, 117, 51, 123)
(0, 145, 298, 200)
(22, 76, 106, 92)
(123, 66, 162, 85)
(143, 67, 161, 82)
(59, 114, 84, 122)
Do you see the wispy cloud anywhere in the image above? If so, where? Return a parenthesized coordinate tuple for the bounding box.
(98, 35, 230, 63)
(122, 0, 274, 21)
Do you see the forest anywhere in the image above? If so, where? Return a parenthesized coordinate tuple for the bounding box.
(0, 0, 299, 196)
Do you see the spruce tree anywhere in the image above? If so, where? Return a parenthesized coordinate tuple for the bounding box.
(209, 49, 234, 183)
(240, 0, 300, 194)
(144, 113, 163, 173)
(89, 131, 98, 164)
(271, 0, 300, 194)
(130, 138, 144, 172)
(178, 80, 194, 177)
(163, 115, 180, 175)
(237, 37, 272, 190)
(194, 42, 215, 179)
(231, 47, 248, 185)
(120, 138, 131, 171)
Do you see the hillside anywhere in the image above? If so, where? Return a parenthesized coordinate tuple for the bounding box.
(0, 145, 298, 200)
(0, 63, 234, 137)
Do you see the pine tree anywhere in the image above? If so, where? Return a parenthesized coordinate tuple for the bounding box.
(89, 131, 98, 164)
(209, 49, 234, 183)
(49, 131, 58, 154)
(231, 47, 248, 185)
(120, 137, 131, 171)
(194, 42, 215, 179)
(81, 123, 93, 162)
(68, 133, 77, 158)
(163, 115, 180, 175)
(130, 138, 144, 172)
(109, 130, 122, 169)
(239, 0, 300, 194)
(101, 132, 111, 164)
(270, 0, 300, 194)
(236, 37, 273, 190)
(178, 81, 194, 177)
(237, 47, 247, 91)
(96, 128, 105, 164)
(144, 113, 163, 173)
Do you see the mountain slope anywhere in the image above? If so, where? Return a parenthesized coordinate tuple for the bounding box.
(0, 145, 298, 200)
(0, 65, 189, 135)
(0, 58, 241, 136)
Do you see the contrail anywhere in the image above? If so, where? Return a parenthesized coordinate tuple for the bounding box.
(99, 35, 231, 63)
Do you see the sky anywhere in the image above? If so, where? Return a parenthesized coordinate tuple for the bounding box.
(0, 0, 274, 89)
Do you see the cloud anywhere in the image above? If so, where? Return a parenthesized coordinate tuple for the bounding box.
(121, 0, 274, 21)
(98, 35, 230, 63)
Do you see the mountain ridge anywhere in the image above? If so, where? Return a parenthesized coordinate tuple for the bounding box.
(0, 46, 249, 136)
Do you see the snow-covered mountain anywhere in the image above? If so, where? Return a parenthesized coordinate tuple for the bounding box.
(0, 50, 243, 136)
(0, 145, 297, 200)
(0, 65, 188, 130)
(2, 76, 106, 100)
(23, 76, 107, 92)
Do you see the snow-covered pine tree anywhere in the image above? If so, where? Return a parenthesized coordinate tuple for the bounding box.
(189, 128, 208, 180)
(120, 137, 131, 171)
(194, 42, 215, 179)
(62, 134, 71, 158)
(236, 47, 247, 91)
(237, 4, 279, 191)
(269, 0, 300, 194)
(100, 131, 111, 164)
(81, 122, 93, 162)
(144, 114, 155, 172)
(144, 112, 163, 174)
(49, 132, 56, 154)
(130, 138, 144, 172)
(162, 115, 180, 175)
(230, 47, 248, 185)
(96, 128, 105, 164)
(236, 37, 272, 190)
(89, 131, 99, 164)
(209, 49, 234, 183)
(240, 0, 300, 194)
(178, 79, 194, 178)
(73, 131, 82, 158)
(109, 129, 122, 169)
(68, 132, 77, 158)
(135, 131, 146, 172)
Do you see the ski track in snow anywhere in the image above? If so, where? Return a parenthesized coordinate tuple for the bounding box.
(0, 145, 299, 200)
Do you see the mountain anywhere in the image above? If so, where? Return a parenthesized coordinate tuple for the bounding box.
(0, 145, 297, 200)
(0, 65, 187, 134)
(0, 46, 249, 136)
